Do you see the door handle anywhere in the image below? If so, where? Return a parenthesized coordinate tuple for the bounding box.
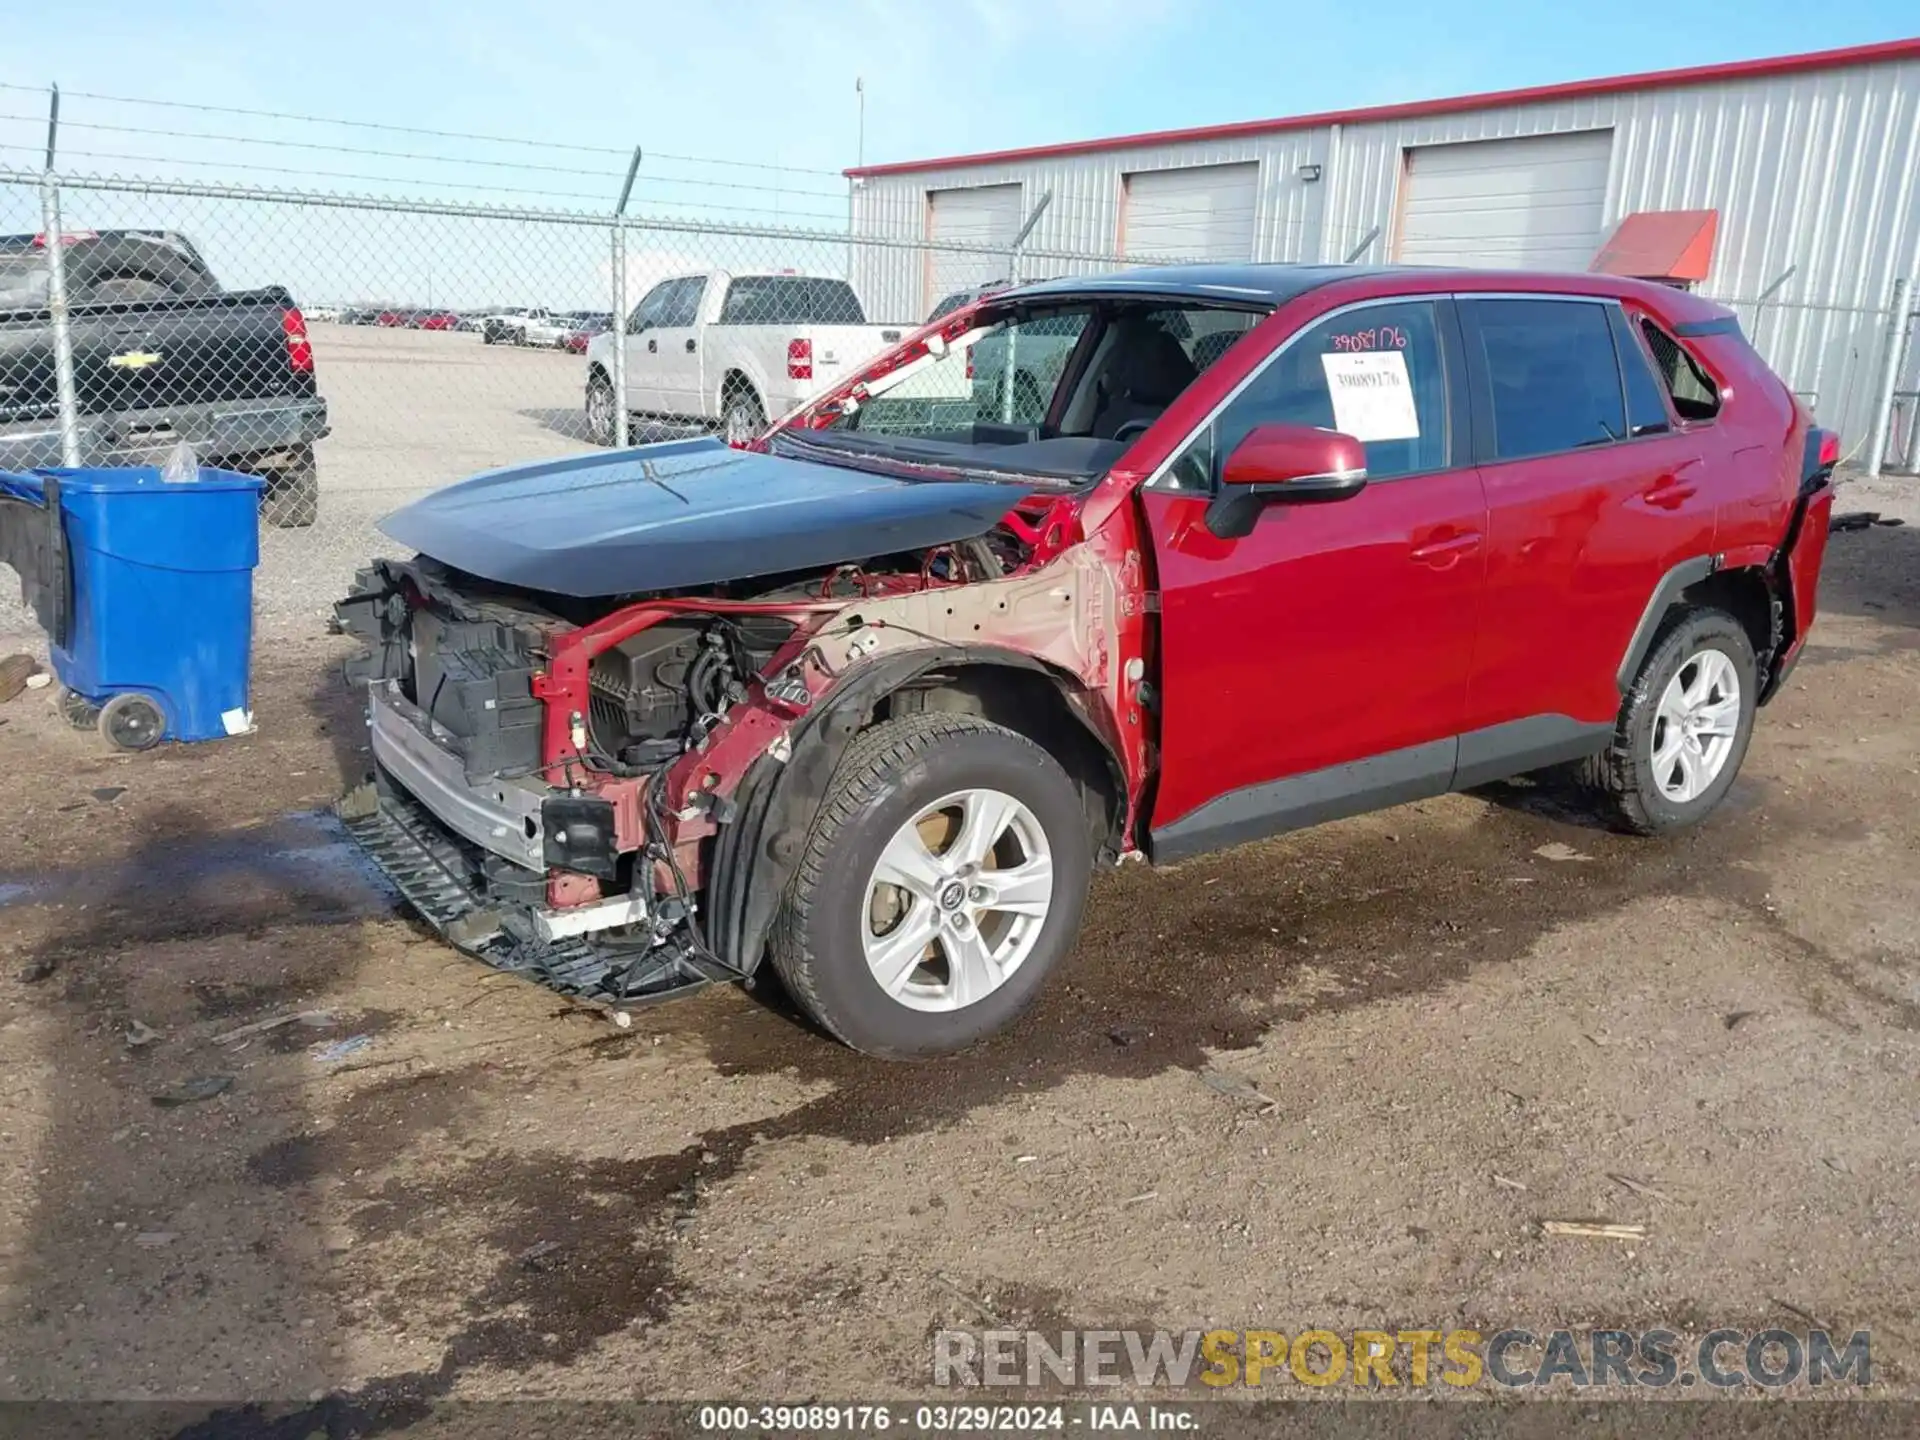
(685, 338, 697, 353)
(646, 338, 657, 353)
(1409, 530, 1482, 568)
(1642, 478, 1697, 509)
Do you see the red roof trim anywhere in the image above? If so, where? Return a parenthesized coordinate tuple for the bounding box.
(846, 37, 1920, 179)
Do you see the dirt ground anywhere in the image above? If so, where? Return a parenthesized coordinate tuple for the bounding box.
(1, 488, 1918, 1429)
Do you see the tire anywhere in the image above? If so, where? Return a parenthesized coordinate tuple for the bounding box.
(721, 386, 766, 446)
(58, 687, 100, 731)
(586, 370, 618, 446)
(259, 446, 319, 529)
(1575, 607, 1757, 835)
(769, 713, 1092, 1058)
(98, 692, 166, 752)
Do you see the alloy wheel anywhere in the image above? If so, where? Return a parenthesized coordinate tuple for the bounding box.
(860, 787, 1054, 1013)
(1650, 647, 1741, 803)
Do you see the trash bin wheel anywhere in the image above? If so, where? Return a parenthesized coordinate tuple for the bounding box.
(58, 687, 101, 731)
(98, 693, 166, 752)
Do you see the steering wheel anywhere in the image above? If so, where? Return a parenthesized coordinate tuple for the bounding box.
(1111, 418, 1155, 444)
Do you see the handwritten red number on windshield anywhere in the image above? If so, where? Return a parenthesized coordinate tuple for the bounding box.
(1328, 324, 1408, 352)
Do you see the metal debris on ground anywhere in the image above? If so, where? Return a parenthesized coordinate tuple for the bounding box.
(1723, 1010, 1762, 1030)
(1197, 1066, 1280, 1113)
(310, 1035, 373, 1065)
(1541, 1220, 1647, 1240)
(16, 957, 58, 984)
(0, 655, 38, 704)
(1830, 511, 1905, 532)
(91, 787, 126, 803)
(208, 1010, 335, 1046)
(1492, 1174, 1529, 1192)
(124, 1019, 161, 1049)
(132, 1231, 178, 1248)
(1534, 841, 1593, 862)
(24, 673, 51, 690)
(518, 1239, 563, 1271)
(151, 1074, 235, 1107)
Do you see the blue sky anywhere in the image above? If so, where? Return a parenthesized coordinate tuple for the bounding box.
(1, 0, 1913, 187)
(0, 2, 1910, 308)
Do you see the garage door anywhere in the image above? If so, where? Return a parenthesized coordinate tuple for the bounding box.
(1395, 131, 1613, 271)
(1123, 163, 1259, 264)
(925, 183, 1024, 315)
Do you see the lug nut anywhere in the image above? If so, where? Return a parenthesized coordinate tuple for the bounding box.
(968, 886, 989, 903)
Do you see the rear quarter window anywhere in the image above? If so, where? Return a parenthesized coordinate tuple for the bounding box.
(1640, 318, 1721, 421)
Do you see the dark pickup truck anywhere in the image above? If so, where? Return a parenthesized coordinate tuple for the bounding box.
(0, 230, 328, 526)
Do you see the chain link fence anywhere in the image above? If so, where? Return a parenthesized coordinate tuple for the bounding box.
(0, 168, 1144, 636)
(3, 166, 1915, 641)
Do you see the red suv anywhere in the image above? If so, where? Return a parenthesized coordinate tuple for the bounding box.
(336, 264, 1837, 1057)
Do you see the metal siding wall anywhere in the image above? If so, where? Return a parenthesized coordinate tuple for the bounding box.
(854, 59, 1920, 436)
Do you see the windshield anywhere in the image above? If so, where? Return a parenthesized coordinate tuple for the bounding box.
(808, 299, 1265, 482)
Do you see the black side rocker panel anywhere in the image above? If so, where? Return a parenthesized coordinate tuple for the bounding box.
(1148, 714, 1612, 865)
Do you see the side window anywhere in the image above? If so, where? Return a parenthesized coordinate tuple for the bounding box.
(627, 281, 671, 334)
(1640, 318, 1721, 421)
(1470, 299, 1626, 461)
(1609, 307, 1672, 437)
(657, 277, 705, 328)
(1165, 300, 1449, 490)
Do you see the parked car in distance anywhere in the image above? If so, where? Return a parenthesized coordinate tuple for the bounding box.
(926, 279, 1011, 322)
(409, 309, 462, 332)
(0, 229, 330, 527)
(583, 270, 903, 445)
(560, 314, 612, 354)
(304, 304, 342, 323)
(338, 263, 1838, 1056)
(483, 308, 553, 345)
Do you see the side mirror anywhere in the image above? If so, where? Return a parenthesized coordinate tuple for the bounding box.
(1206, 422, 1368, 538)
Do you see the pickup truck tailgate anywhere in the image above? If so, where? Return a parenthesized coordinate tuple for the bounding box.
(0, 287, 314, 428)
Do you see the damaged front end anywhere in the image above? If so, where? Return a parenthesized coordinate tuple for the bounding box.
(332, 445, 1141, 1007)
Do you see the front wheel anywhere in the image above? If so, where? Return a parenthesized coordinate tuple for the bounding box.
(1577, 607, 1757, 835)
(769, 713, 1092, 1058)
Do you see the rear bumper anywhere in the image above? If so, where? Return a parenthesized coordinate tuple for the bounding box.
(0, 395, 330, 472)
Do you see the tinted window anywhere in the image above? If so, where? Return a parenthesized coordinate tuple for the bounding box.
(656, 276, 705, 328)
(1167, 300, 1449, 489)
(718, 276, 865, 326)
(1609, 307, 1672, 436)
(1471, 299, 1626, 460)
(1640, 318, 1720, 421)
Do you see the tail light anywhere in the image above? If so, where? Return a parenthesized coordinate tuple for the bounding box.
(1817, 429, 1841, 468)
(965, 350, 975, 380)
(281, 307, 315, 373)
(786, 338, 813, 381)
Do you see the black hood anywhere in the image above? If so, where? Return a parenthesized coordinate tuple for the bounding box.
(377, 437, 1022, 597)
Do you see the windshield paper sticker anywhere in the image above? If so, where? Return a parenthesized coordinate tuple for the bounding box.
(1320, 351, 1420, 442)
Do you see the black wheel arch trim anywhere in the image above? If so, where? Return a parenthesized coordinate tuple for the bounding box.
(708, 646, 1125, 974)
(1616, 555, 1718, 693)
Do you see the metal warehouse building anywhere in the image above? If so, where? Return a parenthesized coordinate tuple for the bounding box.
(847, 38, 1920, 450)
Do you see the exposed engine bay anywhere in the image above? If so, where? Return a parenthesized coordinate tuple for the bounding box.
(330, 508, 1124, 1007)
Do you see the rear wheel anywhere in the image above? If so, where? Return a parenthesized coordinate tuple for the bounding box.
(769, 713, 1092, 1058)
(1576, 607, 1757, 835)
(586, 370, 618, 446)
(259, 445, 320, 529)
(721, 386, 766, 446)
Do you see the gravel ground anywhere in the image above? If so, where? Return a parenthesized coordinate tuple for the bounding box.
(0, 492, 1916, 1427)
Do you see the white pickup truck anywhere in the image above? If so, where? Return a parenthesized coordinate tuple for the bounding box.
(583, 270, 903, 444)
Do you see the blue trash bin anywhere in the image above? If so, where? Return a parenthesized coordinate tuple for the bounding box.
(0, 464, 264, 750)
